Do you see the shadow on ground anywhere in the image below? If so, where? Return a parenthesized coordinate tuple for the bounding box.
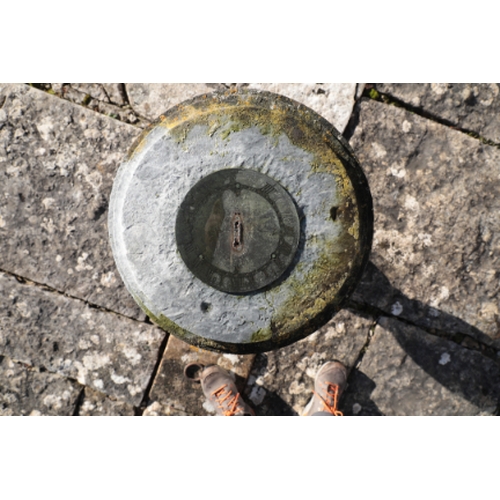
(341, 262, 500, 416)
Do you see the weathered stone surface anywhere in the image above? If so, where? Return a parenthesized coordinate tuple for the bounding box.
(149, 335, 254, 415)
(126, 84, 222, 121)
(0, 83, 144, 319)
(0, 355, 81, 416)
(48, 84, 142, 126)
(247, 83, 357, 133)
(102, 84, 126, 106)
(0, 270, 165, 405)
(376, 83, 500, 144)
(79, 387, 135, 416)
(349, 98, 500, 347)
(243, 309, 373, 415)
(342, 317, 500, 416)
(142, 400, 189, 416)
(71, 84, 110, 103)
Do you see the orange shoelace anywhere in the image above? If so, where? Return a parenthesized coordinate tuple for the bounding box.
(313, 382, 344, 416)
(211, 384, 243, 416)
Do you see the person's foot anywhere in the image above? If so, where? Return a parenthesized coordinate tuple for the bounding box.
(302, 361, 348, 416)
(200, 365, 255, 416)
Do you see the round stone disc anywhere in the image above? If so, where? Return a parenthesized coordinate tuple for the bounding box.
(175, 168, 300, 294)
(109, 89, 373, 354)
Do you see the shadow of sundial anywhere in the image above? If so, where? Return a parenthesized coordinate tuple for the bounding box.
(342, 262, 500, 416)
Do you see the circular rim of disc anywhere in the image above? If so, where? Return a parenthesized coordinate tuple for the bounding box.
(109, 88, 373, 354)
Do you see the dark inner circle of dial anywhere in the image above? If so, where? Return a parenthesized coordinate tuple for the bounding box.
(175, 169, 301, 294)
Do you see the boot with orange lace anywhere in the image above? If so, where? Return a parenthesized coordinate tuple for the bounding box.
(200, 365, 255, 416)
(302, 361, 348, 416)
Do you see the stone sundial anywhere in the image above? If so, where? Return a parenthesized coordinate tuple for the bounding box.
(108, 89, 373, 353)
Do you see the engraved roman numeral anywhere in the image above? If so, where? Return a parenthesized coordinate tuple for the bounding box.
(281, 225, 297, 240)
(191, 255, 204, 271)
(183, 240, 196, 255)
(258, 183, 275, 196)
(281, 213, 297, 226)
(208, 270, 221, 285)
(278, 240, 293, 255)
(231, 276, 243, 290)
(243, 275, 256, 288)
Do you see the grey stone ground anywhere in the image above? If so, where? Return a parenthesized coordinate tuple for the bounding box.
(1, 83, 498, 416)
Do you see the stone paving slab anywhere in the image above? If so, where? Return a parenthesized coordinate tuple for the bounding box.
(148, 335, 254, 415)
(69, 84, 124, 105)
(376, 84, 500, 144)
(0, 83, 144, 319)
(79, 387, 135, 416)
(349, 98, 500, 348)
(0, 270, 164, 406)
(342, 316, 500, 416)
(243, 309, 373, 415)
(247, 83, 357, 133)
(142, 400, 189, 416)
(48, 83, 142, 126)
(125, 83, 357, 134)
(126, 83, 223, 122)
(2, 83, 498, 416)
(0, 354, 81, 416)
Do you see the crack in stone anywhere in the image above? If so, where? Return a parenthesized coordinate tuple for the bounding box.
(136, 331, 170, 414)
(120, 83, 131, 106)
(25, 83, 146, 128)
(351, 320, 377, 371)
(347, 298, 500, 364)
(101, 84, 112, 104)
(0, 267, 147, 325)
(0, 332, 160, 417)
(72, 387, 85, 416)
(363, 85, 500, 149)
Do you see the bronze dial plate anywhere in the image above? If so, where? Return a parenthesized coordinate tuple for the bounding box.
(176, 168, 300, 293)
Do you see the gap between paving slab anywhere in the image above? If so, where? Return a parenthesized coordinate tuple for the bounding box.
(0, 270, 165, 407)
(342, 316, 500, 416)
(29, 84, 359, 137)
(147, 335, 255, 416)
(5, 83, 497, 415)
(243, 309, 375, 416)
(142, 87, 498, 416)
(2, 84, 266, 414)
(371, 84, 500, 147)
(349, 262, 499, 362)
(347, 97, 500, 350)
(0, 83, 144, 320)
(0, 354, 81, 416)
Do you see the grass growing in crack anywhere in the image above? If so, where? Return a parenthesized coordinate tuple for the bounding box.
(82, 93, 91, 106)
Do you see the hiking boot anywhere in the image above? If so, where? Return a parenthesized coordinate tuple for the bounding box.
(200, 365, 255, 416)
(302, 361, 348, 416)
